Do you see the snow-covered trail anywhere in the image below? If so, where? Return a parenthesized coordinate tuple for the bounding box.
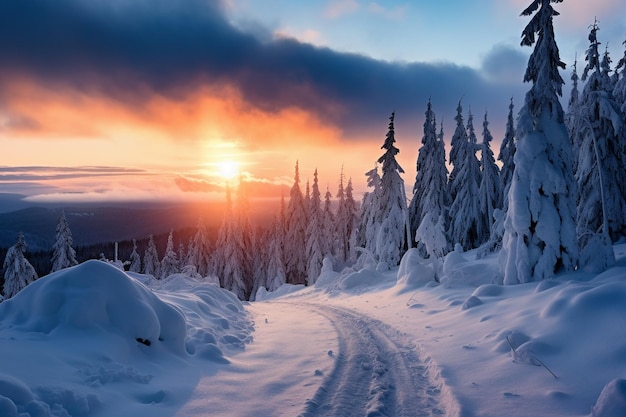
(294, 302, 450, 417)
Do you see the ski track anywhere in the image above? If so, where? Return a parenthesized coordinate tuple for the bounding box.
(282, 302, 450, 417)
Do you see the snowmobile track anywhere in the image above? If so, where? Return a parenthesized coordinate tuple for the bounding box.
(292, 302, 452, 417)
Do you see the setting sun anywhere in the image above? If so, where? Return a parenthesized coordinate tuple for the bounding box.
(216, 159, 240, 180)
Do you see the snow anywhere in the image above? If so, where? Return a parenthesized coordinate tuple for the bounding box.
(2, 246, 626, 416)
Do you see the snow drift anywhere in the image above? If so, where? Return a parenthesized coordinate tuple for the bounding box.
(0, 260, 253, 417)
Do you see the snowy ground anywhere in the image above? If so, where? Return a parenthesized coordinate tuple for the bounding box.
(2, 246, 626, 416)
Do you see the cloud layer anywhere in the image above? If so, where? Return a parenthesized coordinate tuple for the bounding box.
(0, 0, 528, 141)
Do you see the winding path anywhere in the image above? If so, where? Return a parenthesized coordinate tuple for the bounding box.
(288, 302, 450, 417)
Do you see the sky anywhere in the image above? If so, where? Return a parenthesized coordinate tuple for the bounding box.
(1, 0, 625, 206)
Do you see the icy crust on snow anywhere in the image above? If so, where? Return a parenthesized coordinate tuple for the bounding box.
(0, 260, 253, 416)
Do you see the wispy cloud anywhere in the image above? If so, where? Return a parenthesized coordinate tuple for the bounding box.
(324, 0, 360, 19)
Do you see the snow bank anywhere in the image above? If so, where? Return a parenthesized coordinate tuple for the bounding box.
(0, 260, 253, 417)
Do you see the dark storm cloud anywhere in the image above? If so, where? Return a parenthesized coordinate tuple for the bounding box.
(0, 0, 527, 137)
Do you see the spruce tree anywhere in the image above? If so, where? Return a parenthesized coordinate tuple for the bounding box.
(306, 169, 325, 285)
(335, 172, 357, 264)
(143, 235, 160, 278)
(322, 185, 336, 259)
(614, 37, 626, 193)
(498, 98, 516, 204)
(478, 112, 502, 244)
(448, 101, 469, 201)
(285, 161, 308, 284)
(375, 112, 409, 266)
(128, 239, 142, 273)
(188, 220, 212, 277)
(3, 232, 38, 299)
(574, 21, 625, 260)
(448, 110, 482, 249)
(356, 165, 382, 256)
(160, 230, 179, 279)
(50, 210, 78, 272)
(501, 0, 578, 284)
(409, 99, 438, 245)
(265, 216, 287, 291)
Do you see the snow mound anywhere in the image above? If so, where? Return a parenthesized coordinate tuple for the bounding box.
(0, 373, 100, 417)
(396, 248, 438, 292)
(0, 260, 188, 356)
(255, 283, 306, 301)
(441, 246, 499, 288)
(591, 379, 626, 417)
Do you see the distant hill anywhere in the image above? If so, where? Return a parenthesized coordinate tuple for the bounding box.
(0, 204, 225, 251)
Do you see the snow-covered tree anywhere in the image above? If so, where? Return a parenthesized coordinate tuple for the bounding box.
(50, 210, 78, 272)
(306, 169, 325, 285)
(335, 172, 358, 264)
(143, 235, 160, 278)
(415, 212, 448, 260)
(375, 112, 409, 266)
(160, 230, 179, 279)
(409, 99, 436, 243)
(356, 165, 382, 256)
(212, 185, 248, 300)
(188, 220, 212, 277)
(478, 112, 502, 243)
(448, 100, 469, 201)
(128, 239, 142, 273)
(615, 37, 626, 198)
(322, 185, 336, 259)
(265, 216, 287, 292)
(566, 57, 580, 157)
(284, 161, 308, 284)
(500, 0, 579, 284)
(448, 110, 482, 249)
(573, 21, 625, 251)
(498, 98, 517, 204)
(3, 232, 38, 299)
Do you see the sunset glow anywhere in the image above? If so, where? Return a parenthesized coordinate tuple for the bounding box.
(1, 0, 624, 206)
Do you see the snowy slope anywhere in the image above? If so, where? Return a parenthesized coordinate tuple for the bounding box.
(2, 247, 626, 416)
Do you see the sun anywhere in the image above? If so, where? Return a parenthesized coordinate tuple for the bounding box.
(216, 159, 240, 180)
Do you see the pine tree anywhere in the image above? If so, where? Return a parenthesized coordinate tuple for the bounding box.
(356, 165, 382, 256)
(498, 98, 517, 204)
(188, 220, 212, 277)
(265, 216, 287, 292)
(160, 230, 179, 279)
(375, 112, 409, 266)
(284, 161, 308, 284)
(409, 99, 437, 244)
(322, 185, 336, 259)
(501, 0, 578, 284)
(128, 239, 142, 273)
(448, 110, 482, 249)
(3, 232, 38, 299)
(335, 172, 357, 264)
(212, 185, 248, 299)
(306, 169, 325, 285)
(574, 21, 625, 255)
(50, 210, 78, 272)
(566, 57, 581, 159)
(448, 100, 469, 201)
(615, 37, 626, 196)
(478, 112, 502, 244)
(143, 235, 160, 277)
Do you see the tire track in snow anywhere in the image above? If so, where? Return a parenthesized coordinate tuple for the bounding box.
(290, 303, 453, 417)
